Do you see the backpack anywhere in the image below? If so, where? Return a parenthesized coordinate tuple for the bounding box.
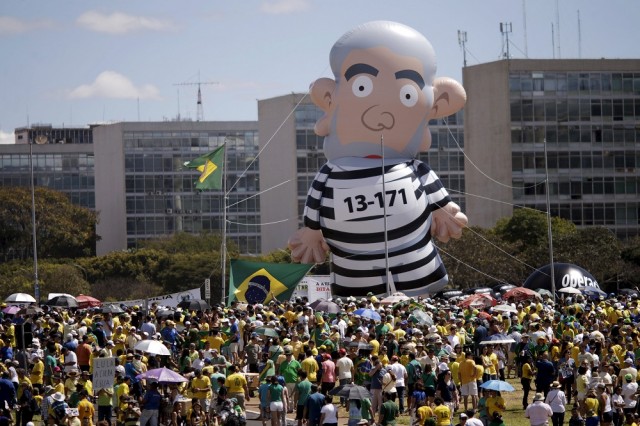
(411, 361, 423, 383)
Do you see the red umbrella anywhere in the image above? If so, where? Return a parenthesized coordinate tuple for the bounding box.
(458, 293, 497, 309)
(76, 294, 102, 309)
(477, 312, 493, 320)
(501, 287, 542, 302)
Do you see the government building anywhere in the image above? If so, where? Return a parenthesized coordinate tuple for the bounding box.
(1, 58, 638, 258)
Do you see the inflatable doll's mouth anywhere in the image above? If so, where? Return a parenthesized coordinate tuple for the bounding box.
(365, 155, 382, 159)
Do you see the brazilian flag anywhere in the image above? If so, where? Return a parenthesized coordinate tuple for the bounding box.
(183, 144, 225, 190)
(228, 260, 313, 305)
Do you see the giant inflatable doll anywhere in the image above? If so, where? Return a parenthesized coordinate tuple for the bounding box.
(288, 21, 468, 297)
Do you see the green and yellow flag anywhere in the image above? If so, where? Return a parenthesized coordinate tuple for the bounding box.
(228, 260, 313, 305)
(183, 144, 225, 190)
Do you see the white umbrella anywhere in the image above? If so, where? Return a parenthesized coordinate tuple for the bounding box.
(5, 293, 36, 304)
(492, 304, 517, 314)
(558, 287, 582, 295)
(380, 292, 411, 305)
(134, 340, 171, 356)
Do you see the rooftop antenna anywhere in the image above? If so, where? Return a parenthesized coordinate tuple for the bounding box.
(173, 72, 219, 122)
(551, 23, 556, 59)
(457, 30, 468, 67)
(577, 9, 582, 58)
(555, 0, 561, 58)
(500, 22, 512, 59)
(522, 0, 529, 57)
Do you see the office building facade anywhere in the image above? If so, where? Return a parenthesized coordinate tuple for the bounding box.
(464, 59, 640, 238)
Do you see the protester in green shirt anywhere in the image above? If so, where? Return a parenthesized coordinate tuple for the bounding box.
(279, 347, 301, 396)
(379, 391, 399, 426)
(294, 371, 312, 426)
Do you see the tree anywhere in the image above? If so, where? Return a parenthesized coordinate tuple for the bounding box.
(137, 232, 238, 256)
(440, 226, 528, 288)
(494, 208, 577, 248)
(0, 186, 99, 261)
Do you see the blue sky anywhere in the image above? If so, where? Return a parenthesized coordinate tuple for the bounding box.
(1, 0, 638, 143)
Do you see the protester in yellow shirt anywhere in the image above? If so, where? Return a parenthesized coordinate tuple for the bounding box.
(190, 369, 212, 412)
(30, 354, 45, 389)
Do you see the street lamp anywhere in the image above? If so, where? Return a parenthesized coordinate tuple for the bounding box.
(28, 138, 40, 303)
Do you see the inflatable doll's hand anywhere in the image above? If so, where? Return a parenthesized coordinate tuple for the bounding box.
(430, 202, 468, 243)
(288, 227, 330, 264)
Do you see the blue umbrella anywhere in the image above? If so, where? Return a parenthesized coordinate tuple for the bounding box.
(479, 380, 515, 392)
(580, 286, 607, 299)
(353, 308, 381, 321)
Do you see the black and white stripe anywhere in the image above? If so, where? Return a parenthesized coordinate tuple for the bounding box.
(303, 158, 452, 298)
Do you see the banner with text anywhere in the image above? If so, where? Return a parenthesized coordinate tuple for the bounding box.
(111, 287, 202, 308)
(93, 357, 116, 390)
(290, 275, 332, 303)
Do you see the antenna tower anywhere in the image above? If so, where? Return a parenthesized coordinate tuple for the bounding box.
(500, 22, 512, 59)
(457, 30, 468, 67)
(173, 76, 219, 122)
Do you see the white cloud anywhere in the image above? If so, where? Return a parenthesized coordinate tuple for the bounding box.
(69, 71, 161, 100)
(260, 0, 310, 14)
(76, 11, 176, 34)
(0, 16, 54, 35)
(0, 130, 15, 144)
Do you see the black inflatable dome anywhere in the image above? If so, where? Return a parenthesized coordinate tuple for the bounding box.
(523, 263, 600, 292)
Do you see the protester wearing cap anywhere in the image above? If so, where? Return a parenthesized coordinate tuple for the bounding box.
(279, 346, 301, 397)
(335, 348, 354, 405)
(618, 357, 638, 386)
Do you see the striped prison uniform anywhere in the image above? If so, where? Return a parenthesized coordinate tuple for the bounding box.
(303, 157, 452, 297)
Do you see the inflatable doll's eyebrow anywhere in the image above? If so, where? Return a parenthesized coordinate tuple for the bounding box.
(344, 63, 379, 81)
(395, 70, 425, 89)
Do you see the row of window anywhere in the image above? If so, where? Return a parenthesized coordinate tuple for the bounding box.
(512, 124, 640, 144)
(0, 154, 94, 172)
(509, 72, 640, 95)
(124, 173, 259, 195)
(518, 203, 639, 231)
(512, 150, 640, 172)
(124, 194, 260, 214)
(511, 98, 640, 123)
(513, 177, 640, 198)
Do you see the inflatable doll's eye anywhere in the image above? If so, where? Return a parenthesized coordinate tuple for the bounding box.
(352, 76, 373, 98)
(400, 84, 419, 107)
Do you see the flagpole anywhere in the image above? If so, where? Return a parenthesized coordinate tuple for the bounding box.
(380, 136, 396, 296)
(221, 142, 228, 305)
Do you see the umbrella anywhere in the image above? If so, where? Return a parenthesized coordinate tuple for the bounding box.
(479, 334, 516, 345)
(18, 306, 43, 316)
(310, 300, 341, 314)
(254, 327, 280, 338)
(409, 309, 434, 326)
(2, 306, 20, 315)
(136, 367, 189, 383)
(348, 341, 373, 351)
(480, 380, 515, 392)
(45, 295, 78, 308)
(329, 383, 371, 399)
(380, 292, 411, 305)
(581, 287, 607, 299)
(458, 293, 496, 309)
(502, 287, 542, 302)
(5, 293, 36, 304)
(102, 304, 124, 314)
(477, 312, 493, 320)
(492, 304, 517, 314)
(76, 294, 101, 309)
(134, 340, 171, 356)
(177, 299, 210, 311)
(353, 308, 381, 322)
(155, 309, 176, 318)
(536, 288, 554, 298)
(558, 287, 582, 295)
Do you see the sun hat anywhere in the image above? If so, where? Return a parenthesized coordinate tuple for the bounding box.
(52, 392, 65, 402)
(533, 392, 544, 401)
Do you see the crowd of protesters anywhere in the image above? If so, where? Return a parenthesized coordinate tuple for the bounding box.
(0, 289, 640, 426)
